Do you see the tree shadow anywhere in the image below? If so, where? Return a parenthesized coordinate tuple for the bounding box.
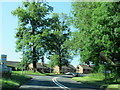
(18, 77, 100, 90)
(81, 77, 120, 90)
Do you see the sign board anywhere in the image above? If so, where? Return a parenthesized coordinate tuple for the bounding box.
(102, 70, 111, 73)
(0, 54, 7, 64)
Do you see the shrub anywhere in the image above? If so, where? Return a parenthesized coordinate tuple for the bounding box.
(2, 72, 11, 78)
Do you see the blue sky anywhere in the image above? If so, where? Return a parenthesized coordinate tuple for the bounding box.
(0, 1, 80, 67)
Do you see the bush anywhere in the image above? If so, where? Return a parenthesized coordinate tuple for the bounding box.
(2, 72, 11, 78)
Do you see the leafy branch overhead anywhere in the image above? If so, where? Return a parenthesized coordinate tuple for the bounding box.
(70, 2, 120, 66)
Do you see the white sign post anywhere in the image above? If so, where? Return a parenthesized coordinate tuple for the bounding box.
(0, 54, 12, 73)
(0, 54, 7, 64)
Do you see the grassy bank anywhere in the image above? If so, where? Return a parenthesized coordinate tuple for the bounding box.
(72, 73, 120, 89)
(12, 71, 56, 76)
(1, 71, 58, 89)
(1, 72, 32, 89)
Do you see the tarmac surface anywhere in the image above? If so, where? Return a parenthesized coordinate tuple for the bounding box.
(19, 74, 100, 90)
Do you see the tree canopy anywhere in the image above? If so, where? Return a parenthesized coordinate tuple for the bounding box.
(70, 2, 120, 70)
(12, 1, 71, 73)
(12, 1, 53, 72)
(46, 13, 71, 72)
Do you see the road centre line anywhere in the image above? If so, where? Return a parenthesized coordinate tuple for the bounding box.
(53, 77, 67, 88)
(52, 77, 70, 89)
(52, 78, 63, 88)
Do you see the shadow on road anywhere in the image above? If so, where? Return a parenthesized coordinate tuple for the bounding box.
(18, 77, 101, 90)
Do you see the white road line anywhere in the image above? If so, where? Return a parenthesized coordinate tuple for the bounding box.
(53, 77, 68, 88)
(52, 77, 70, 90)
(52, 78, 63, 88)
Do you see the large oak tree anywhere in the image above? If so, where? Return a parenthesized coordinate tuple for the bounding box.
(12, 1, 53, 72)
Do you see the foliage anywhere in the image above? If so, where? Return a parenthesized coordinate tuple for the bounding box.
(2, 72, 12, 78)
(70, 2, 120, 71)
(46, 13, 71, 71)
(48, 54, 59, 67)
(11, 1, 53, 71)
(12, 1, 71, 73)
(98, 64, 105, 73)
(16, 63, 22, 71)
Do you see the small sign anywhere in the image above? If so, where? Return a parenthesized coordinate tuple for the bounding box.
(102, 70, 111, 73)
(0, 54, 7, 64)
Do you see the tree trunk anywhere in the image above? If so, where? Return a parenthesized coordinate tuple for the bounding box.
(100, 52, 115, 65)
(31, 21, 37, 72)
(41, 56, 44, 73)
(57, 43, 62, 74)
(33, 45, 37, 72)
(33, 60, 37, 72)
(58, 49, 62, 74)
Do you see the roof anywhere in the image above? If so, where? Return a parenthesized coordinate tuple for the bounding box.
(68, 65, 76, 69)
(78, 65, 92, 70)
(55, 65, 76, 69)
(29, 63, 49, 69)
(6, 61, 20, 67)
(36, 63, 45, 68)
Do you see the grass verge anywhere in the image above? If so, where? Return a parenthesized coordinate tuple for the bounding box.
(1, 72, 32, 89)
(12, 71, 56, 76)
(72, 73, 120, 90)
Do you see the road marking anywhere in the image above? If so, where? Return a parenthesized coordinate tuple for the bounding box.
(52, 77, 70, 90)
(52, 77, 67, 88)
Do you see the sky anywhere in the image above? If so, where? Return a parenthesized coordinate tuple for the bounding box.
(0, 1, 80, 67)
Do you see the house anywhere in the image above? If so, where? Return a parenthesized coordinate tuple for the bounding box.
(53, 65, 76, 74)
(28, 63, 52, 73)
(76, 64, 93, 74)
(6, 61, 20, 71)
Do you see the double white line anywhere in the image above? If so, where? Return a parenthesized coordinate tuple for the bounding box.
(52, 77, 70, 90)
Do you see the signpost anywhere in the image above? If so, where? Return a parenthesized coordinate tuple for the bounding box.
(0, 55, 7, 72)
(0, 54, 12, 75)
(0, 54, 7, 64)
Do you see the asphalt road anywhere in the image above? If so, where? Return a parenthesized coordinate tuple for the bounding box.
(19, 75, 100, 90)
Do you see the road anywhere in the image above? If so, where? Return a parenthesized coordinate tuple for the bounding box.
(19, 75, 100, 90)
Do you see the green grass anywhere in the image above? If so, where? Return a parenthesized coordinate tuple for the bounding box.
(12, 71, 56, 76)
(1, 71, 58, 89)
(13, 71, 46, 76)
(72, 73, 120, 89)
(107, 84, 119, 88)
(72, 73, 104, 86)
(1, 72, 32, 89)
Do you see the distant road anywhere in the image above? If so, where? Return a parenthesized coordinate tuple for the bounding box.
(19, 75, 100, 90)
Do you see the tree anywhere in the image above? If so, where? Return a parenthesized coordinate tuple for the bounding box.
(21, 52, 32, 70)
(70, 2, 120, 72)
(12, 1, 53, 72)
(48, 54, 59, 68)
(46, 13, 71, 73)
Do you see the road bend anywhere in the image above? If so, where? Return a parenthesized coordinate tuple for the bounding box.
(19, 75, 100, 90)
